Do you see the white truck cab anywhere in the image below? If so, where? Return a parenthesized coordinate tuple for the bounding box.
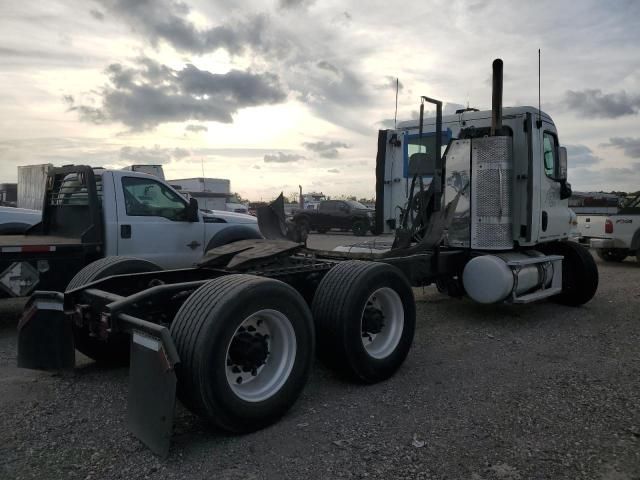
(101, 170, 258, 269)
(375, 106, 574, 248)
(0, 166, 260, 296)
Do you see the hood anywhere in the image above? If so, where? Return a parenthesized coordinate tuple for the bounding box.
(202, 209, 257, 224)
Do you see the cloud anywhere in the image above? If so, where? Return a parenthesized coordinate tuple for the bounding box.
(444, 102, 466, 115)
(375, 76, 403, 92)
(316, 60, 340, 75)
(65, 57, 287, 130)
(377, 118, 396, 129)
(569, 164, 640, 192)
(563, 89, 640, 118)
(97, 0, 285, 57)
(327, 168, 340, 173)
(602, 137, 640, 159)
(565, 144, 602, 167)
(89, 9, 104, 21)
(278, 0, 315, 9)
(95, 0, 371, 132)
(264, 152, 305, 163)
(120, 145, 190, 164)
(185, 124, 208, 133)
(303, 140, 349, 158)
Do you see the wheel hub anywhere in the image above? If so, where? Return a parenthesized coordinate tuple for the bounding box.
(362, 304, 385, 340)
(360, 287, 404, 359)
(228, 328, 270, 374)
(224, 309, 297, 402)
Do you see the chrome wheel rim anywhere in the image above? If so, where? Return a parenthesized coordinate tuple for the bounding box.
(360, 287, 404, 359)
(225, 309, 296, 402)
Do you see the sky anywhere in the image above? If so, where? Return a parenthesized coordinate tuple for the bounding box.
(0, 0, 639, 201)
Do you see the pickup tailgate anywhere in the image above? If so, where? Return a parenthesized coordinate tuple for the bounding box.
(577, 214, 608, 240)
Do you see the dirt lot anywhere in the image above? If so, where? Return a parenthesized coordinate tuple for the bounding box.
(1, 238, 639, 480)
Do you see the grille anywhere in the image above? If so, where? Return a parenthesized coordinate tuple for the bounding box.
(475, 169, 511, 218)
(471, 136, 513, 249)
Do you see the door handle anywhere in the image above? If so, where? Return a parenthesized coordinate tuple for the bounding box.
(186, 241, 201, 249)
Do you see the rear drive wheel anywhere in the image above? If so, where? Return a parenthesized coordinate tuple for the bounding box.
(596, 248, 628, 262)
(312, 260, 415, 383)
(352, 220, 368, 236)
(66, 256, 162, 364)
(170, 275, 314, 433)
(540, 241, 598, 306)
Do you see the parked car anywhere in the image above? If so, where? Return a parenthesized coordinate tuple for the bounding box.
(0, 165, 261, 297)
(0, 206, 41, 234)
(293, 200, 375, 237)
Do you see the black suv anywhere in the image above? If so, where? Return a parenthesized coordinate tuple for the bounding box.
(293, 200, 374, 237)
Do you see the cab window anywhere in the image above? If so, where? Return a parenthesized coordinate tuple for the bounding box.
(543, 132, 557, 178)
(122, 177, 188, 221)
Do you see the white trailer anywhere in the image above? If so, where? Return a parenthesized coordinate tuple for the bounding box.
(170, 177, 230, 193)
(121, 165, 165, 180)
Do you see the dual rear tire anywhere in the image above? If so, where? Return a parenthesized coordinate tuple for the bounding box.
(170, 261, 416, 432)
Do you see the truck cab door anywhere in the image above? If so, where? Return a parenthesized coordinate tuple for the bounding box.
(115, 175, 204, 269)
(338, 202, 351, 229)
(538, 129, 571, 240)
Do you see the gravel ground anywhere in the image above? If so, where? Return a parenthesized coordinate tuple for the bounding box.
(1, 239, 639, 480)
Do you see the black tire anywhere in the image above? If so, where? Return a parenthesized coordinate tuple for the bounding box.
(540, 241, 599, 306)
(170, 275, 314, 433)
(205, 225, 263, 251)
(312, 260, 415, 383)
(596, 248, 628, 262)
(66, 256, 162, 363)
(351, 219, 368, 236)
(316, 227, 329, 234)
(296, 217, 310, 242)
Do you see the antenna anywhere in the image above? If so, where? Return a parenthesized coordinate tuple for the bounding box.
(201, 157, 205, 177)
(537, 48, 542, 129)
(394, 78, 399, 129)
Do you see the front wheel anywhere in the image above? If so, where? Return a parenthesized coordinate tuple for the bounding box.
(540, 241, 599, 306)
(312, 260, 415, 383)
(170, 275, 314, 433)
(596, 248, 628, 262)
(352, 220, 368, 236)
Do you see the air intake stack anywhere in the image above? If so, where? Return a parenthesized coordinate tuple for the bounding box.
(490, 58, 503, 136)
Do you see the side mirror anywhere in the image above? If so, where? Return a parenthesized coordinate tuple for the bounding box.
(557, 146, 568, 181)
(186, 197, 199, 222)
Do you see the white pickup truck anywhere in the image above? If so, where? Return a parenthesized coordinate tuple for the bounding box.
(578, 194, 640, 263)
(0, 165, 261, 297)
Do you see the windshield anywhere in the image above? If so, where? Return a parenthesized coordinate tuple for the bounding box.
(346, 200, 368, 209)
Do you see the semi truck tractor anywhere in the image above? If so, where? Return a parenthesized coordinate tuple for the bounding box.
(17, 59, 598, 456)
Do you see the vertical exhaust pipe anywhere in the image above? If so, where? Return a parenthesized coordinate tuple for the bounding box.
(491, 58, 503, 136)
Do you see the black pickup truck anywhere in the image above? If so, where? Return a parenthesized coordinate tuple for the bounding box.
(293, 200, 375, 237)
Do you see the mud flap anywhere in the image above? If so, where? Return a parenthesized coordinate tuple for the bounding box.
(123, 318, 179, 458)
(17, 291, 75, 370)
